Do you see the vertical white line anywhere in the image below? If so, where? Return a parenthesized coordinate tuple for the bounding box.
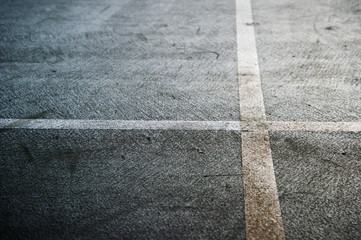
(241, 132, 285, 239)
(235, 0, 285, 239)
(236, 0, 266, 122)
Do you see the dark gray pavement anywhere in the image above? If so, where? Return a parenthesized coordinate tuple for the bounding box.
(252, 1, 361, 237)
(2, 0, 244, 238)
(253, 0, 361, 122)
(1, 0, 361, 239)
(271, 131, 361, 240)
(0, 0, 239, 121)
(0, 129, 244, 239)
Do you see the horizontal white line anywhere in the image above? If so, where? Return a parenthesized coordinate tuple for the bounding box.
(268, 121, 361, 132)
(1, 119, 361, 132)
(0, 119, 241, 131)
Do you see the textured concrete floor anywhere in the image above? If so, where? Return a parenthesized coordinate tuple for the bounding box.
(253, 0, 361, 122)
(271, 131, 361, 240)
(252, 1, 361, 238)
(0, 0, 239, 121)
(0, 130, 244, 239)
(0, 0, 245, 239)
(1, 0, 361, 239)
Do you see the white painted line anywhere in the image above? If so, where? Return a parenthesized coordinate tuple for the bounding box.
(268, 121, 361, 132)
(242, 132, 285, 240)
(2, 118, 360, 133)
(236, 0, 266, 122)
(0, 119, 241, 131)
(236, 0, 286, 238)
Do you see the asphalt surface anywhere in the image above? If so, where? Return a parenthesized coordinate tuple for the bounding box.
(1, 0, 361, 239)
(0, 129, 244, 239)
(271, 131, 361, 239)
(0, 0, 239, 121)
(253, 0, 361, 122)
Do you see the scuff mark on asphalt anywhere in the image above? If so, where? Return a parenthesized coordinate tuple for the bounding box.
(100, 5, 111, 14)
(22, 145, 34, 163)
(137, 33, 148, 42)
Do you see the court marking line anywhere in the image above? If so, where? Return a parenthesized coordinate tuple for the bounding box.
(236, 0, 266, 123)
(267, 121, 361, 132)
(0, 0, 359, 240)
(1, 119, 361, 132)
(0, 119, 241, 131)
(235, 0, 285, 239)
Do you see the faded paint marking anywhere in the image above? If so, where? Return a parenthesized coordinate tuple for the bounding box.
(1, 118, 360, 133)
(0, 119, 240, 131)
(1, 119, 360, 133)
(242, 132, 285, 240)
(268, 121, 361, 132)
(236, 0, 286, 238)
(236, 0, 266, 122)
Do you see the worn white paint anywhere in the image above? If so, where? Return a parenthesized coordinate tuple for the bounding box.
(2, 118, 360, 132)
(235, 0, 286, 238)
(236, 0, 266, 122)
(268, 121, 361, 132)
(0, 119, 241, 131)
